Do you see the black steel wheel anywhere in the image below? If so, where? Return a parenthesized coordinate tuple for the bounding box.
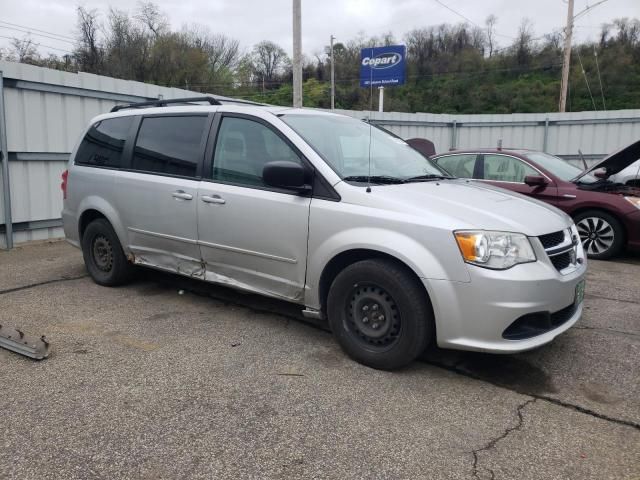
(327, 258, 434, 370)
(81, 218, 134, 286)
(92, 234, 114, 272)
(346, 283, 402, 351)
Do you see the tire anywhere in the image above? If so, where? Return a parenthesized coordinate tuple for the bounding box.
(327, 258, 434, 370)
(81, 218, 134, 286)
(574, 210, 625, 260)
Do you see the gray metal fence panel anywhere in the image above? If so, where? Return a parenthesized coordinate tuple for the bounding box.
(0, 60, 203, 247)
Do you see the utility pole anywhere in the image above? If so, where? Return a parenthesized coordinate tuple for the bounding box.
(330, 34, 335, 110)
(292, 0, 303, 108)
(559, 0, 574, 112)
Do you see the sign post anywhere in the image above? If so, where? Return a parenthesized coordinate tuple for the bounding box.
(360, 45, 406, 112)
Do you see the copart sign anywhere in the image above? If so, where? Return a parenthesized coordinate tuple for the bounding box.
(360, 45, 406, 87)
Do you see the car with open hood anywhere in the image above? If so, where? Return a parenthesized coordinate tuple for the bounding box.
(432, 142, 640, 259)
(62, 98, 586, 369)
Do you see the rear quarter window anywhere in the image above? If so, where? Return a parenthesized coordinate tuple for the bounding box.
(75, 117, 133, 168)
(132, 115, 207, 178)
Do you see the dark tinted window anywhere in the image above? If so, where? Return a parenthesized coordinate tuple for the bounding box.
(75, 117, 133, 168)
(213, 117, 301, 187)
(132, 116, 207, 177)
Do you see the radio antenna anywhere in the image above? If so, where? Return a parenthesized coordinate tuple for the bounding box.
(367, 46, 374, 193)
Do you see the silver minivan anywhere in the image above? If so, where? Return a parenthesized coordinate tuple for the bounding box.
(62, 97, 587, 369)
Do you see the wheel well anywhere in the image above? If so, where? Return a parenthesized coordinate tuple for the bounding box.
(78, 209, 107, 241)
(570, 207, 627, 240)
(318, 249, 429, 315)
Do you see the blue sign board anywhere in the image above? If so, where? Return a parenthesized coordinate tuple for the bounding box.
(360, 45, 406, 88)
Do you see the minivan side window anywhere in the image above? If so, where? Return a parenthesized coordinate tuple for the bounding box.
(132, 116, 207, 177)
(435, 154, 477, 178)
(75, 117, 133, 168)
(481, 155, 538, 183)
(212, 116, 302, 188)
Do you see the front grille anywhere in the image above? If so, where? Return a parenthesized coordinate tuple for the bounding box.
(538, 228, 579, 273)
(503, 302, 578, 340)
(539, 230, 565, 249)
(550, 251, 572, 271)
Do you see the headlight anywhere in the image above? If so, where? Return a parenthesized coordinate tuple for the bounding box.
(624, 196, 640, 210)
(454, 230, 536, 270)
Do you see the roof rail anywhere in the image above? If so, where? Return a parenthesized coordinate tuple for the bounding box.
(110, 95, 266, 112)
(110, 96, 221, 112)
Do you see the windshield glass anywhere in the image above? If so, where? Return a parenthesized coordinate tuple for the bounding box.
(280, 114, 449, 181)
(523, 151, 596, 183)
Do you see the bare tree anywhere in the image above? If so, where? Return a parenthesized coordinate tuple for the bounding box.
(75, 7, 103, 73)
(515, 18, 534, 66)
(205, 34, 240, 74)
(485, 15, 498, 57)
(10, 37, 39, 63)
(105, 8, 150, 80)
(135, 1, 168, 37)
(252, 41, 290, 84)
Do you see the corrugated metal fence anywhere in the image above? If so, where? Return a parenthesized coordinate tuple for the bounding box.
(1, 60, 639, 248)
(0, 60, 202, 248)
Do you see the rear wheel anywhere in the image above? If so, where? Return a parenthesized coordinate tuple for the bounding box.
(327, 259, 433, 370)
(81, 218, 134, 286)
(574, 210, 624, 260)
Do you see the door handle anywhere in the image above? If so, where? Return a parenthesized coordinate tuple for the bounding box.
(172, 190, 193, 200)
(201, 194, 226, 205)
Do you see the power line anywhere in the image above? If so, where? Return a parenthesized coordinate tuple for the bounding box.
(430, 0, 516, 39)
(583, 0, 607, 109)
(593, 46, 606, 109)
(0, 20, 76, 41)
(0, 25, 76, 45)
(575, 46, 597, 110)
(431, 0, 478, 27)
(0, 34, 74, 55)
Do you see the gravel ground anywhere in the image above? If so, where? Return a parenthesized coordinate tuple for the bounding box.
(0, 241, 638, 479)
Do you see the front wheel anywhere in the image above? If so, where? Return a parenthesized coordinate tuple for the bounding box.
(327, 259, 434, 370)
(574, 210, 624, 260)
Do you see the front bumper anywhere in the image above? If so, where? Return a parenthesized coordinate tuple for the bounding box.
(424, 248, 587, 353)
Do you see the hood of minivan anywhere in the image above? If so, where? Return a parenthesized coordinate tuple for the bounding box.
(574, 139, 640, 181)
(358, 179, 571, 236)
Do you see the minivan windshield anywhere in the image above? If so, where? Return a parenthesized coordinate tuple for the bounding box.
(281, 114, 449, 182)
(522, 151, 596, 183)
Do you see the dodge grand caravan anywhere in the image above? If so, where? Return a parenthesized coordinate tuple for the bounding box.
(62, 97, 587, 369)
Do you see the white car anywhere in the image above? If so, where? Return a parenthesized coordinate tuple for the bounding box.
(609, 159, 640, 186)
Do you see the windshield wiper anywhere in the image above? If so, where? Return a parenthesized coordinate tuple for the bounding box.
(343, 175, 407, 184)
(404, 174, 454, 182)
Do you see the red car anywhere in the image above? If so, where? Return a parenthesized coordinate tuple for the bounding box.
(430, 142, 640, 259)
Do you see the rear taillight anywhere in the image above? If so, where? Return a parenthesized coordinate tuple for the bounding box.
(61, 170, 68, 199)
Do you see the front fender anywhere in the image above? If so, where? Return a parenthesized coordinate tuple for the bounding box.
(305, 226, 470, 310)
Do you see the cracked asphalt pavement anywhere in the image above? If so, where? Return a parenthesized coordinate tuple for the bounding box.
(1, 241, 639, 479)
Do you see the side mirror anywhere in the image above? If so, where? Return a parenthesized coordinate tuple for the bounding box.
(524, 175, 548, 187)
(263, 161, 310, 192)
(593, 168, 608, 179)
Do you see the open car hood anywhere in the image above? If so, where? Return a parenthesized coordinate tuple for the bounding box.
(573, 139, 640, 181)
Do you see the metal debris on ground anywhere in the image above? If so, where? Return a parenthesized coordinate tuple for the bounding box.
(0, 324, 50, 360)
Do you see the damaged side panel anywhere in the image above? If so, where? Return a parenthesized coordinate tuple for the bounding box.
(130, 250, 305, 302)
(130, 248, 206, 278)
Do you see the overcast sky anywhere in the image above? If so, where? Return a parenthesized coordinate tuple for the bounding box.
(0, 0, 637, 59)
